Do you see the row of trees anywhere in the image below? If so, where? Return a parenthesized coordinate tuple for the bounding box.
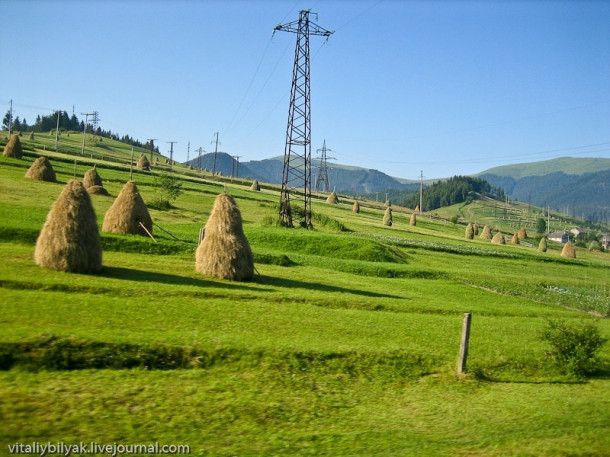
(2, 110, 158, 152)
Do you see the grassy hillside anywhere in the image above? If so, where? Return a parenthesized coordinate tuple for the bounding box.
(1, 132, 609, 456)
(478, 156, 610, 179)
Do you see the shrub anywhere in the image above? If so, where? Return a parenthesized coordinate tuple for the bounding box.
(450, 215, 458, 224)
(151, 172, 183, 209)
(539, 319, 607, 377)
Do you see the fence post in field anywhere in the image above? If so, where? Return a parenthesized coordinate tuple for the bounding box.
(458, 313, 472, 374)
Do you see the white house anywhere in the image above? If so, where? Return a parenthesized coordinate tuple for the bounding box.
(548, 231, 570, 243)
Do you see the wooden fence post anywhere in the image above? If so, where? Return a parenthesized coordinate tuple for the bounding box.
(458, 313, 472, 374)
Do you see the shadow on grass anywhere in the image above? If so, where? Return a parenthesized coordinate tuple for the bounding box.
(256, 274, 404, 300)
(100, 266, 261, 292)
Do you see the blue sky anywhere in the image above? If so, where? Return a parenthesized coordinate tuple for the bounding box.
(1, 0, 609, 180)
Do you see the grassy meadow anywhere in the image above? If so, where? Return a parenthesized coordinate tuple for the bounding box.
(1, 132, 609, 456)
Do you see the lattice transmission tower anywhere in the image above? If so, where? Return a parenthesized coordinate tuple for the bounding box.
(314, 139, 335, 193)
(274, 10, 333, 228)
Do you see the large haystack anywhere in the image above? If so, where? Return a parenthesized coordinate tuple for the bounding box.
(83, 166, 103, 189)
(102, 181, 153, 236)
(518, 227, 528, 239)
(491, 231, 506, 245)
(250, 180, 260, 191)
(480, 225, 493, 239)
(538, 237, 548, 252)
(87, 185, 109, 196)
(352, 201, 360, 213)
(410, 212, 417, 226)
(561, 241, 576, 259)
(511, 233, 519, 244)
(3, 134, 23, 158)
(25, 157, 56, 182)
(195, 193, 254, 281)
(326, 192, 339, 204)
(465, 223, 474, 240)
(34, 180, 102, 273)
(383, 207, 392, 226)
(137, 155, 150, 170)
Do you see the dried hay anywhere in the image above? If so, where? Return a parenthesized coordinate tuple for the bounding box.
(538, 237, 548, 252)
(473, 224, 479, 236)
(29, 131, 34, 140)
(352, 201, 360, 213)
(3, 134, 23, 158)
(326, 191, 339, 204)
(83, 166, 103, 189)
(465, 223, 474, 240)
(154, 157, 159, 166)
(518, 227, 528, 239)
(384, 200, 391, 208)
(102, 181, 153, 236)
(25, 157, 56, 182)
(383, 207, 392, 226)
(480, 225, 493, 239)
(410, 212, 417, 226)
(561, 241, 576, 259)
(491, 231, 506, 245)
(34, 180, 102, 273)
(137, 155, 150, 170)
(511, 233, 519, 244)
(195, 193, 254, 281)
(414, 205, 420, 213)
(250, 180, 260, 191)
(87, 185, 109, 196)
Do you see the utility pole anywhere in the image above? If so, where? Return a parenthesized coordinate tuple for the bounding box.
(8, 100, 12, 136)
(419, 170, 425, 212)
(195, 147, 205, 170)
(187, 141, 190, 164)
(54, 110, 62, 152)
(167, 141, 177, 171)
(211, 132, 220, 175)
(80, 112, 94, 156)
(274, 10, 333, 228)
(91, 111, 99, 133)
(547, 205, 551, 235)
(146, 139, 157, 162)
(232, 156, 241, 178)
(314, 140, 335, 192)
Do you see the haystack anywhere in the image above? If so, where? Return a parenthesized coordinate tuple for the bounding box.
(518, 227, 528, 239)
(538, 237, 548, 252)
(137, 155, 150, 170)
(250, 180, 260, 191)
(561, 241, 576, 259)
(480, 225, 493, 239)
(352, 201, 360, 213)
(195, 193, 254, 281)
(384, 200, 391, 208)
(383, 207, 392, 226)
(87, 185, 109, 196)
(410, 212, 417, 226)
(3, 134, 23, 158)
(465, 223, 474, 240)
(34, 180, 102, 273)
(414, 205, 420, 213)
(491, 232, 506, 245)
(102, 181, 153, 236)
(25, 157, 56, 182)
(29, 131, 34, 140)
(511, 233, 519, 244)
(83, 166, 103, 189)
(473, 224, 479, 236)
(154, 157, 159, 166)
(327, 191, 339, 204)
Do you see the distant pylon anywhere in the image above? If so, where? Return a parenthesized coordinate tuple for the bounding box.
(274, 10, 333, 228)
(314, 140, 335, 193)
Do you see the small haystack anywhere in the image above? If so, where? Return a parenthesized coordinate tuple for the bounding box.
(511, 233, 519, 244)
(250, 180, 260, 191)
(34, 180, 102, 273)
(384, 200, 391, 208)
(327, 191, 339, 204)
(25, 157, 56, 182)
(410, 212, 417, 226)
(83, 166, 103, 189)
(518, 227, 528, 239)
(137, 155, 150, 171)
(102, 181, 153, 236)
(480, 225, 493, 239)
(491, 231, 506, 245)
(414, 205, 420, 213)
(29, 131, 34, 140)
(383, 207, 393, 226)
(87, 185, 110, 196)
(195, 193, 254, 281)
(3, 134, 23, 158)
(561, 241, 576, 259)
(473, 224, 479, 236)
(465, 223, 474, 240)
(538, 237, 548, 252)
(154, 157, 159, 166)
(352, 201, 360, 213)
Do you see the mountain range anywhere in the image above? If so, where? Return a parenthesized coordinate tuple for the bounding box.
(185, 154, 609, 222)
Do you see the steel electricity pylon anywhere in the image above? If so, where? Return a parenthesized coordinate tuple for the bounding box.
(314, 139, 335, 193)
(274, 10, 333, 228)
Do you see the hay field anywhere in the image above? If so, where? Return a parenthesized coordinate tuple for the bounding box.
(1, 134, 609, 456)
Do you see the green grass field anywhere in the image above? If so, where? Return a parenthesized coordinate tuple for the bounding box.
(1, 133, 609, 456)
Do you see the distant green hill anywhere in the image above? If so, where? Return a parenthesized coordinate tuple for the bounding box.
(478, 156, 610, 180)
